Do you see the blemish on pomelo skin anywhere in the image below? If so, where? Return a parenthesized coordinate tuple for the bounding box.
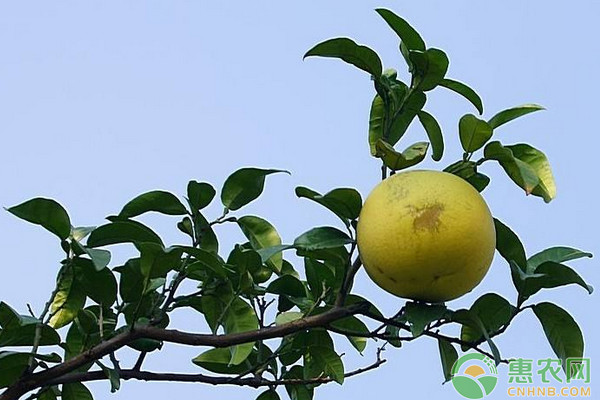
(388, 185, 409, 201)
(410, 203, 445, 232)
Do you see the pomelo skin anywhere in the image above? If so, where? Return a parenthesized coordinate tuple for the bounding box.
(356, 170, 496, 302)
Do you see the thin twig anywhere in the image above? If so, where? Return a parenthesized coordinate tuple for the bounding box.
(132, 352, 147, 372)
(44, 356, 386, 387)
(362, 310, 508, 363)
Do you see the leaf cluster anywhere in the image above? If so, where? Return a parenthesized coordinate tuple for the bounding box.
(306, 9, 553, 201)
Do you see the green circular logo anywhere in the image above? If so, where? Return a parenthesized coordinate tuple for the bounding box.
(451, 353, 498, 399)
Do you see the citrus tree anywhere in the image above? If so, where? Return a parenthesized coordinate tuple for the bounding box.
(0, 9, 592, 400)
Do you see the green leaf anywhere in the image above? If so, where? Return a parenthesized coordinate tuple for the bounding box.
(75, 309, 99, 334)
(488, 104, 545, 129)
(452, 310, 502, 365)
(71, 226, 95, 241)
(227, 245, 263, 274)
(295, 186, 362, 223)
(38, 388, 58, 400)
(460, 294, 515, 349)
(63, 307, 115, 362)
(528, 247, 593, 272)
(329, 315, 369, 353)
(368, 94, 385, 156)
(443, 161, 490, 192)
(181, 247, 227, 280)
(74, 258, 117, 306)
(304, 37, 382, 77)
(533, 302, 584, 367)
(509, 260, 542, 295)
(438, 338, 458, 383)
(307, 346, 345, 384)
(237, 216, 283, 272)
(101, 365, 121, 393)
(267, 275, 306, 298)
(221, 168, 288, 211)
(0, 303, 60, 347)
(459, 114, 493, 152)
(256, 390, 280, 400)
(177, 216, 194, 238)
(284, 365, 314, 400)
(298, 245, 349, 269)
(87, 220, 163, 248)
(62, 382, 93, 400)
(304, 258, 335, 300)
(187, 181, 216, 211)
(49, 267, 86, 329)
(33, 353, 62, 363)
(197, 295, 223, 333)
(0, 352, 30, 388)
(376, 140, 429, 171)
(116, 259, 144, 303)
(345, 294, 384, 318)
(275, 311, 304, 326)
(83, 248, 111, 271)
(493, 218, 527, 270)
(505, 144, 556, 202)
(377, 72, 409, 112)
(466, 173, 491, 192)
(192, 347, 253, 374)
(403, 302, 448, 337)
(62, 308, 100, 347)
(522, 262, 593, 298)
(7, 198, 71, 240)
(128, 337, 163, 353)
(439, 78, 484, 114)
(277, 337, 302, 366)
(384, 323, 402, 347)
(417, 111, 443, 160)
(193, 212, 218, 253)
(294, 227, 352, 251)
(224, 298, 259, 365)
(118, 190, 187, 218)
(137, 243, 183, 280)
(484, 141, 540, 196)
(409, 48, 449, 91)
(375, 9, 425, 51)
(256, 245, 294, 265)
(387, 91, 427, 145)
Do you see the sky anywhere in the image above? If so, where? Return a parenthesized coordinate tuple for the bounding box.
(0, 1, 598, 399)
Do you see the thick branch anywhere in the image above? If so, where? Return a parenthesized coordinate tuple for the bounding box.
(0, 303, 368, 400)
(136, 302, 367, 347)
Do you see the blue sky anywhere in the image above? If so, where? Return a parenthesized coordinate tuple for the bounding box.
(0, 1, 598, 399)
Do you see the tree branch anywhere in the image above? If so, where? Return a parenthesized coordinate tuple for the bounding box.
(136, 302, 368, 347)
(362, 311, 508, 363)
(44, 357, 386, 387)
(0, 303, 369, 400)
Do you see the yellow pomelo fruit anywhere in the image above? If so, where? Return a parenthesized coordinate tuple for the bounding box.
(357, 170, 495, 302)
